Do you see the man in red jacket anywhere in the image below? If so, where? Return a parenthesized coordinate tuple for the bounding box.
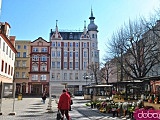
(58, 89, 71, 120)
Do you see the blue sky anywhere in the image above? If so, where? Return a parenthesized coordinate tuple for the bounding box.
(1, 0, 160, 62)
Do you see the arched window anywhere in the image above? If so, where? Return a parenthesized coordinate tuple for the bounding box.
(32, 63, 38, 71)
(40, 63, 47, 71)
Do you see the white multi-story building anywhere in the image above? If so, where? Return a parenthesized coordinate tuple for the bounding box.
(0, 22, 16, 84)
(50, 10, 99, 94)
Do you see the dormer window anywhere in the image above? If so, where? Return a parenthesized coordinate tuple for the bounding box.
(33, 48, 38, 52)
(69, 32, 73, 39)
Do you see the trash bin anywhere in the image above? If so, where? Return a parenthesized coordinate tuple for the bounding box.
(18, 94, 22, 100)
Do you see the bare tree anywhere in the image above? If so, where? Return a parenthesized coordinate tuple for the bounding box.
(88, 62, 99, 85)
(107, 19, 160, 80)
(99, 58, 115, 84)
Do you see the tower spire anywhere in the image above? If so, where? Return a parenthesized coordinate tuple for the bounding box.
(84, 20, 87, 34)
(88, 8, 98, 31)
(55, 20, 58, 33)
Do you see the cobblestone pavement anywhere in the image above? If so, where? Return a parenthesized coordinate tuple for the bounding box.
(0, 97, 130, 120)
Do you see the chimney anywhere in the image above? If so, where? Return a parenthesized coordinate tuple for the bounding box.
(9, 36, 16, 47)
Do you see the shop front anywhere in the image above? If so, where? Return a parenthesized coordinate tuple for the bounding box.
(28, 82, 49, 96)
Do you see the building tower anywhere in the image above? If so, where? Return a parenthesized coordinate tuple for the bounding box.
(50, 10, 99, 94)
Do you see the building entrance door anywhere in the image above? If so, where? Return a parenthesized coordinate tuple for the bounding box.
(32, 84, 42, 95)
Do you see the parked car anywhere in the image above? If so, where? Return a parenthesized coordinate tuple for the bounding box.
(74, 91, 84, 96)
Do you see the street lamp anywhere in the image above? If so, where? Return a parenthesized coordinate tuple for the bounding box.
(83, 73, 90, 85)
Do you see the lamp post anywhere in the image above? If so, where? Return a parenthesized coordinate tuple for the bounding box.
(83, 73, 90, 86)
(47, 67, 54, 113)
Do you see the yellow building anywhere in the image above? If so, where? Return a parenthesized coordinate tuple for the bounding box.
(15, 40, 30, 95)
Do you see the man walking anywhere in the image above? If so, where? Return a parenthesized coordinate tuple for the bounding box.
(58, 89, 71, 120)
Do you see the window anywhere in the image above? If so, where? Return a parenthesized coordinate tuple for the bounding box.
(32, 55, 39, 61)
(41, 75, 46, 80)
(75, 73, 78, 80)
(41, 48, 47, 52)
(9, 50, 11, 58)
(64, 42, 68, 47)
(69, 62, 72, 68)
(75, 62, 79, 68)
(12, 53, 14, 60)
(32, 75, 38, 80)
(57, 42, 60, 47)
(57, 73, 60, 80)
(22, 61, 26, 67)
(41, 56, 47, 61)
(92, 34, 94, 38)
(16, 61, 20, 67)
(40, 64, 47, 71)
(23, 52, 26, 57)
(5, 63, 7, 73)
(69, 73, 73, 80)
(52, 73, 55, 79)
(64, 62, 67, 68)
(3, 42, 5, 52)
(64, 51, 68, 57)
(17, 45, 21, 49)
(70, 42, 73, 47)
(83, 43, 87, 48)
(70, 52, 73, 57)
(52, 51, 56, 57)
(22, 72, 25, 78)
(8, 65, 10, 75)
(57, 51, 61, 57)
(11, 67, 13, 76)
(52, 42, 56, 47)
(24, 45, 27, 49)
(17, 52, 20, 57)
(6, 46, 8, 55)
(75, 52, 78, 57)
(16, 72, 19, 78)
(84, 62, 87, 69)
(92, 51, 93, 57)
(69, 33, 73, 39)
(64, 73, 67, 80)
(95, 51, 99, 57)
(75, 42, 79, 47)
(84, 51, 87, 57)
(33, 48, 38, 52)
(52, 62, 55, 68)
(1, 60, 4, 72)
(32, 64, 38, 71)
(57, 62, 60, 68)
(92, 43, 95, 47)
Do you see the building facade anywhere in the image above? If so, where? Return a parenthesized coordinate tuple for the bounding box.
(50, 10, 99, 94)
(0, 22, 16, 83)
(15, 40, 30, 95)
(28, 37, 50, 95)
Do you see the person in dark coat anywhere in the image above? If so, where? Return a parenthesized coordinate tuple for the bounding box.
(42, 91, 47, 104)
(67, 91, 73, 111)
(58, 89, 71, 120)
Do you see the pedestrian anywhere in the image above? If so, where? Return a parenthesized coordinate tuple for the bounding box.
(67, 91, 73, 111)
(42, 91, 47, 104)
(58, 89, 71, 120)
(91, 91, 93, 100)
